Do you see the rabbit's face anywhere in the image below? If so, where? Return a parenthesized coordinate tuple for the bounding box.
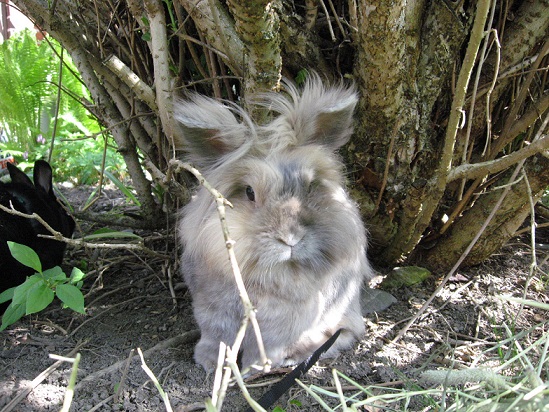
(187, 144, 365, 287)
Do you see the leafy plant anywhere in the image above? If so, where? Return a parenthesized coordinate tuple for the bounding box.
(0, 242, 86, 331)
(0, 29, 127, 185)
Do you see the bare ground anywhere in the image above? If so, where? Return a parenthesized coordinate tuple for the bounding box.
(0, 185, 548, 411)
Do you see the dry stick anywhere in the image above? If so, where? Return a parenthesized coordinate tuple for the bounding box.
(114, 348, 135, 403)
(0, 341, 85, 412)
(0, 203, 164, 257)
(496, 38, 549, 155)
(87, 395, 115, 412)
(137, 347, 174, 412)
(374, 120, 399, 213)
(226, 347, 266, 412)
(393, 161, 525, 344)
(393, 114, 549, 343)
(325, 0, 346, 38)
(458, 0, 498, 199)
(318, 0, 336, 41)
(482, 29, 501, 157)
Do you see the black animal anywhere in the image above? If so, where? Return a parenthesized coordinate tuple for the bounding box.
(0, 160, 75, 312)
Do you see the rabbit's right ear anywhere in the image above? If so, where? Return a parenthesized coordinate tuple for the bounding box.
(7, 162, 33, 187)
(173, 95, 252, 168)
(32, 160, 54, 196)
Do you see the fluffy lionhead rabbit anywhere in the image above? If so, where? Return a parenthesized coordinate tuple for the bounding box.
(176, 76, 373, 370)
(0, 160, 75, 311)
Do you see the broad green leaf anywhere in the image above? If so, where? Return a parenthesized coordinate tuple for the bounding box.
(56, 284, 85, 314)
(69, 267, 86, 284)
(12, 275, 42, 305)
(26, 283, 55, 314)
(0, 287, 15, 304)
(7, 242, 42, 273)
(42, 266, 67, 282)
(0, 302, 26, 331)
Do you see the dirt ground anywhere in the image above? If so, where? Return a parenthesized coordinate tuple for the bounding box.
(0, 185, 547, 411)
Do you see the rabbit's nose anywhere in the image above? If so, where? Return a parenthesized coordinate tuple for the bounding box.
(278, 232, 303, 247)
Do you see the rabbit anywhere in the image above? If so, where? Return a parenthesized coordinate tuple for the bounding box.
(175, 75, 373, 371)
(0, 160, 75, 312)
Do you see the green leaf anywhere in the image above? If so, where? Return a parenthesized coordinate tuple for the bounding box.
(83, 228, 142, 241)
(12, 275, 42, 305)
(7, 242, 42, 273)
(56, 284, 85, 314)
(0, 287, 16, 304)
(42, 266, 67, 282)
(0, 302, 26, 331)
(70, 267, 87, 284)
(26, 282, 55, 314)
(103, 169, 141, 206)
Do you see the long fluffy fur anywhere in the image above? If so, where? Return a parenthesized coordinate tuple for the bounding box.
(177, 75, 373, 370)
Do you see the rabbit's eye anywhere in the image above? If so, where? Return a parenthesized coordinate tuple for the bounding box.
(245, 186, 255, 202)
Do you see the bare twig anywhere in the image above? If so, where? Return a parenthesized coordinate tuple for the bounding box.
(103, 55, 158, 110)
(393, 158, 526, 343)
(0, 203, 165, 257)
(137, 347, 174, 412)
(448, 131, 549, 182)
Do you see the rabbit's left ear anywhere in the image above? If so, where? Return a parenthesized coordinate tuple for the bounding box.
(7, 162, 33, 187)
(263, 75, 358, 150)
(308, 90, 358, 149)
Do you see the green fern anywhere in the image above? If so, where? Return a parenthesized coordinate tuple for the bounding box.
(0, 30, 97, 151)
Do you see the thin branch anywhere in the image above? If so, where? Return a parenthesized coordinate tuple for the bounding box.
(103, 54, 157, 111)
(393, 157, 527, 343)
(394, 108, 549, 343)
(0, 203, 165, 257)
(144, 0, 176, 145)
(448, 131, 549, 182)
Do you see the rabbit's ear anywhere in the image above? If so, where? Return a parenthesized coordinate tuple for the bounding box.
(292, 76, 358, 150)
(261, 75, 358, 151)
(7, 162, 33, 187)
(174, 95, 252, 168)
(33, 160, 54, 196)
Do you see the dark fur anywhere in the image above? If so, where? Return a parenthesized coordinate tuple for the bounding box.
(0, 160, 75, 312)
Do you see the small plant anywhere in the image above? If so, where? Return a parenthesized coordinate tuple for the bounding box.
(0, 241, 86, 331)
